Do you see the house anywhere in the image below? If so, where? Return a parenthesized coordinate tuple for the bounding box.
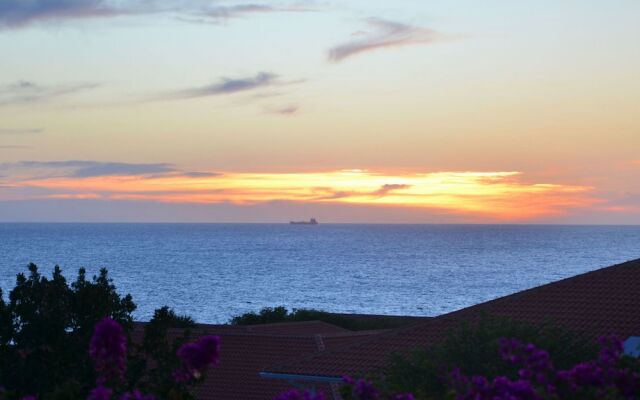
(261, 258, 640, 397)
(133, 319, 396, 400)
(190, 321, 387, 400)
(155, 257, 640, 399)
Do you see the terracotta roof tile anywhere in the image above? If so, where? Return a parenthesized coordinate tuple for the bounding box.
(133, 320, 385, 399)
(265, 258, 640, 378)
(192, 327, 389, 400)
(244, 320, 350, 335)
(192, 333, 330, 400)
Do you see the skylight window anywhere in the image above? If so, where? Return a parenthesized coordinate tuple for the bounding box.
(623, 336, 640, 357)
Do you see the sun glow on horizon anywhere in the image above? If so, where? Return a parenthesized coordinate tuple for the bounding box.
(6, 169, 596, 221)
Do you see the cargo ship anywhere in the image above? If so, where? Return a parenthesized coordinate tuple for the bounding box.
(289, 218, 318, 225)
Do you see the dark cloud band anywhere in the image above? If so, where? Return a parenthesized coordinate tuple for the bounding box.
(0, 160, 216, 179)
(0, 1, 316, 29)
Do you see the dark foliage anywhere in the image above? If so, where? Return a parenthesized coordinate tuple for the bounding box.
(381, 315, 599, 399)
(230, 306, 410, 331)
(129, 307, 197, 399)
(0, 264, 136, 399)
(0, 264, 196, 400)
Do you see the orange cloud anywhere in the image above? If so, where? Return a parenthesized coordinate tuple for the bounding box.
(8, 169, 597, 221)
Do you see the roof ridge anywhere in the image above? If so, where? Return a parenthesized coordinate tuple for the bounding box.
(319, 329, 389, 338)
(315, 334, 326, 351)
(191, 328, 389, 340)
(245, 319, 347, 330)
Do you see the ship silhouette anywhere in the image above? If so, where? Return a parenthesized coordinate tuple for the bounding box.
(289, 218, 318, 225)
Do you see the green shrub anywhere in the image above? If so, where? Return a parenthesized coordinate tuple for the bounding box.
(230, 306, 411, 331)
(381, 315, 599, 399)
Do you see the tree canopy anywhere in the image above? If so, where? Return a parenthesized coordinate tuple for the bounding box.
(0, 264, 196, 400)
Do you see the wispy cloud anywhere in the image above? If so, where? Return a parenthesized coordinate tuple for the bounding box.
(0, 128, 43, 135)
(180, 171, 220, 178)
(0, 145, 31, 149)
(0, 80, 98, 107)
(265, 104, 299, 115)
(328, 18, 447, 62)
(0, 1, 317, 29)
(311, 183, 413, 201)
(160, 72, 288, 101)
(0, 0, 121, 29)
(0, 160, 214, 179)
(184, 3, 316, 24)
(372, 183, 411, 196)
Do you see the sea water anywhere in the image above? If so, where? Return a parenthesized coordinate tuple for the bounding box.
(1, 223, 639, 323)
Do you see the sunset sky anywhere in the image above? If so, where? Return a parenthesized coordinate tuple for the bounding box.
(1, 0, 639, 223)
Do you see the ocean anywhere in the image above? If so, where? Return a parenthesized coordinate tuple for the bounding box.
(1, 223, 639, 323)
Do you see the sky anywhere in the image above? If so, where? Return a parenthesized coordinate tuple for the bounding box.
(0, 0, 639, 223)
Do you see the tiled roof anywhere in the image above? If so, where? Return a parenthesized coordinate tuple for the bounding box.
(193, 332, 330, 400)
(330, 313, 430, 325)
(244, 320, 350, 335)
(264, 258, 640, 378)
(132, 320, 386, 400)
(194, 323, 393, 400)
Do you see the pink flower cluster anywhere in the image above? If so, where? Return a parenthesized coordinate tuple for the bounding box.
(86, 317, 220, 400)
(173, 335, 221, 382)
(342, 376, 414, 400)
(274, 335, 640, 400)
(450, 335, 640, 399)
(20, 316, 639, 400)
(89, 317, 127, 384)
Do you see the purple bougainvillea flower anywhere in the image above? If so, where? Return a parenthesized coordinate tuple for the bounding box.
(273, 390, 299, 400)
(120, 390, 156, 400)
(343, 374, 396, 400)
(343, 375, 412, 400)
(342, 375, 355, 385)
(597, 335, 623, 366)
(448, 335, 640, 399)
(273, 389, 325, 400)
(174, 335, 220, 381)
(390, 394, 415, 400)
(353, 378, 379, 400)
(87, 385, 113, 400)
(89, 317, 127, 383)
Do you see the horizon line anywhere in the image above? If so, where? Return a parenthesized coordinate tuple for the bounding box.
(2, 221, 640, 227)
